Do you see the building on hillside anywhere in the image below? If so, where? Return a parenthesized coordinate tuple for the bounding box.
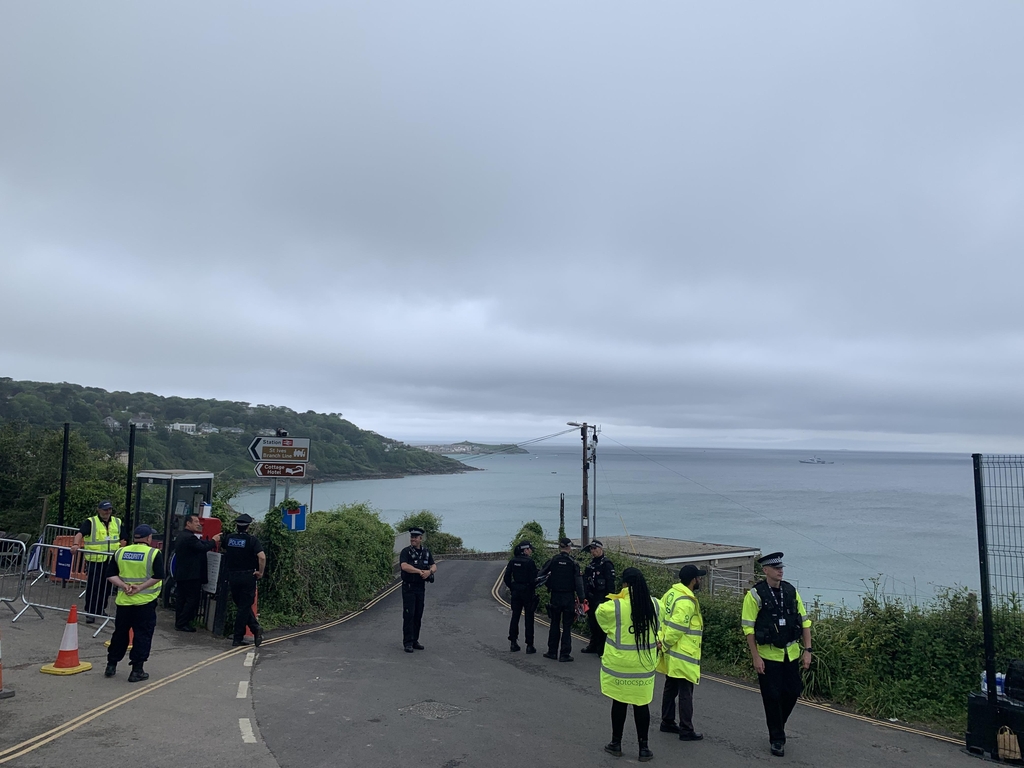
(168, 422, 196, 434)
(129, 416, 155, 430)
(256, 428, 276, 436)
(599, 535, 761, 595)
(102, 416, 122, 431)
(197, 422, 219, 434)
(113, 451, 130, 466)
(221, 426, 244, 434)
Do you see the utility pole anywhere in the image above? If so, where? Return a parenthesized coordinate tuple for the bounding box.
(567, 422, 599, 545)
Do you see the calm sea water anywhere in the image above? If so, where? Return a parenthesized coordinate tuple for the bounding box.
(232, 445, 979, 606)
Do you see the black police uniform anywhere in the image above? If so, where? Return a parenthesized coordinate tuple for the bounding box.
(540, 549, 585, 660)
(222, 528, 264, 645)
(400, 542, 434, 650)
(503, 546, 538, 650)
(582, 552, 616, 653)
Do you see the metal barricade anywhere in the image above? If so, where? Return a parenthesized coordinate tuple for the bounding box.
(42, 524, 79, 547)
(14, 542, 115, 635)
(0, 538, 27, 614)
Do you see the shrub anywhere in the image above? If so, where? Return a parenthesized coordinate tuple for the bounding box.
(394, 510, 442, 536)
(257, 499, 395, 627)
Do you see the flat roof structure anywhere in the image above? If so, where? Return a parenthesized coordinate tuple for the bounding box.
(598, 535, 760, 565)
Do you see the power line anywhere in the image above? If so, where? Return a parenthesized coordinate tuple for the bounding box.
(446, 428, 579, 464)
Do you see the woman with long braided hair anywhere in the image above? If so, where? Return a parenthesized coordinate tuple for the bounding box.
(595, 566, 662, 761)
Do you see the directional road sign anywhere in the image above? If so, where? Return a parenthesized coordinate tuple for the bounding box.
(254, 462, 306, 478)
(284, 505, 307, 532)
(248, 436, 311, 463)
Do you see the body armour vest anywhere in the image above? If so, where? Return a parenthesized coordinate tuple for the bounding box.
(753, 579, 802, 648)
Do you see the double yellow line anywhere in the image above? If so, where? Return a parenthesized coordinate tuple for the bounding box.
(489, 571, 961, 747)
(0, 580, 403, 764)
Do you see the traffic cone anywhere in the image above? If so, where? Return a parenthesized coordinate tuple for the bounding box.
(104, 628, 133, 650)
(40, 605, 92, 675)
(245, 588, 259, 640)
(0, 626, 14, 699)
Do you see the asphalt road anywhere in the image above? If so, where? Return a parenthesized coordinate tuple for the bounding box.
(252, 559, 975, 768)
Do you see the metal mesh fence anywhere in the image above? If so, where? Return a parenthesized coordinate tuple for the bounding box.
(974, 454, 1024, 696)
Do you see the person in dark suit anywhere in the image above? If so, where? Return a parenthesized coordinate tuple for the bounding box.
(173, 514, 221, 631)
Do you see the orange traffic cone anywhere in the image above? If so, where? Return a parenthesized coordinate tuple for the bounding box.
(245, 588, 259, 640)
(104, 628, 133, 650)
(40, 605, 92, 675)
(0, 625, 14, 699)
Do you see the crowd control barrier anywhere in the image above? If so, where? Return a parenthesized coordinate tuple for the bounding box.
(14, 543, 115, 636)
(42, 524, 79, 547)
(0, 537, 27, 614)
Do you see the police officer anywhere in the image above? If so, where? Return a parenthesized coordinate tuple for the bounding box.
(742, 552, 812, 757)
(503, 541, 538, 653)
(540, 537, 584, 662)
(72, 500, 126, 624)
(104, 525, 164, 682)
(581, 539, 616, 655)
(399, 527, 436, 653)
(222, 513, 266, 648)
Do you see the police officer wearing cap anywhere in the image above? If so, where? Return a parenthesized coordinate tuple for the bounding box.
(742, 552, 812, 757)
(399, 527, 436, 652)
(657, 564, 706, 741)
(539, 537, 585, 661)
(503, 541, 538, 653)
(581, 539, 616, 655)
(222, 513, 266, 648)
(104, 524, 164, 682)
(72, 499, 127, 623)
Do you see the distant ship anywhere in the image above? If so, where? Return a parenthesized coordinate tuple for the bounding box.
(799, 456, 834, 464)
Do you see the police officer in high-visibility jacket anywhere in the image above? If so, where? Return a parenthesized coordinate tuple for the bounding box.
(656, 564, 706, 741)
(72, 499, 126, 623)
(596, 567, 662, 763)
(742, 552, 812, 758)
(104, 524, 164, 683)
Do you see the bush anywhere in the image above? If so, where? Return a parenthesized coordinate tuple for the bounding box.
(394, 510, 442, 536)
(256, 499, 395, 627)
(427, 531, 464, 555)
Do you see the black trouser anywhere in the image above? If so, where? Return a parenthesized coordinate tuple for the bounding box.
(83, 559, 112, 616)
(230, 573, 260, 642)
(661, 676, 695, 733)
(758, 657, 803, 743)
(175, 579, 203, 629)
(611, 700, 650, 743)
(402, 583, 425, 646)
(585, 595, 606, 652)
(107, 600, 156, 667)
(508, 589, 535, 645)
(547, 595, 575, 657)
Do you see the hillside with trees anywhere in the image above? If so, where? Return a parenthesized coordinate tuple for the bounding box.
(0, 378, 470, 481)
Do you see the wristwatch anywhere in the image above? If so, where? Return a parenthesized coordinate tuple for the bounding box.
(803, 647, 813, 652)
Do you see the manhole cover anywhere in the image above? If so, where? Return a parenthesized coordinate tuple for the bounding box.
(400, 700, 466, 720)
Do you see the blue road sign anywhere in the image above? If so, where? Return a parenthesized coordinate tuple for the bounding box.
(284, 504, 307, 532)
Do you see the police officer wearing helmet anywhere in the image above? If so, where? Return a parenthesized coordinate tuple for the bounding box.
(104, 524, 164, 682)
(539, 537, 585, 662)
(503, 541, 538, 653)
(581, 539, 616, 655)
(742, 552, 812, 757)
(399, 527, 436, 653)
(223, 513, 266, 648)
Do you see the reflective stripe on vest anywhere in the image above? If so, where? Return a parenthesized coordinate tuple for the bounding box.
(610, 598, 660, 650)
(83, 516, 120, 562)
(664, 648, 700, 665)
(116, 545, 161, 605)
(601, 664, 656, 680)
(664, 619, 702, 636)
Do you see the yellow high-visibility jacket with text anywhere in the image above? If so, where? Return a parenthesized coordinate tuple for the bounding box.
(655, 582, 702, 683)
(596, 589, 662, 705)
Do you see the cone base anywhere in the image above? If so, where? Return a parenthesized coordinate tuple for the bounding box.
(0, 688, 14, 699)
(103, 640, 132, 649)
(40, 661, 92, 676)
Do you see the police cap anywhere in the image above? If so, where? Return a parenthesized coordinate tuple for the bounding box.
(235, 513, 254, 528)
(558, 537, 573, 548)
(758, 551, 785, 568)
(409, 527, 425, 537)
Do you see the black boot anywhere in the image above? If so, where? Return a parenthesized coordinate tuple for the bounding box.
(526, 645, 536, 654)
(604, 742, 622, 757)
(638, 740, 653, 762)
(104, 663, 116, 678)
(127, 665, 149, 683)
(510, 641, 521, 652)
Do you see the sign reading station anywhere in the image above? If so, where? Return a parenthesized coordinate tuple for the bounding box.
(248, 436, 311, 463)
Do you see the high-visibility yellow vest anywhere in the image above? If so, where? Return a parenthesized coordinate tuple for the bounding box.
(83, 515, 121, 562)
(596, 590, 662, 705)
(656, 583, 703, 683)
(115, 544, 161, 606)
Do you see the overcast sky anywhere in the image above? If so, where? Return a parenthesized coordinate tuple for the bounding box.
(2, 2, 1023, 452)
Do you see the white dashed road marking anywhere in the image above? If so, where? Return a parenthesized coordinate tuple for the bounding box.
(244, 652, 255, 667)
(239, 718, 257, 744)
(237, 680, 249, 699)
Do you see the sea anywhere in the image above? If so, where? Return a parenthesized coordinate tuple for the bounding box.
(231, 445, 980, 607)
